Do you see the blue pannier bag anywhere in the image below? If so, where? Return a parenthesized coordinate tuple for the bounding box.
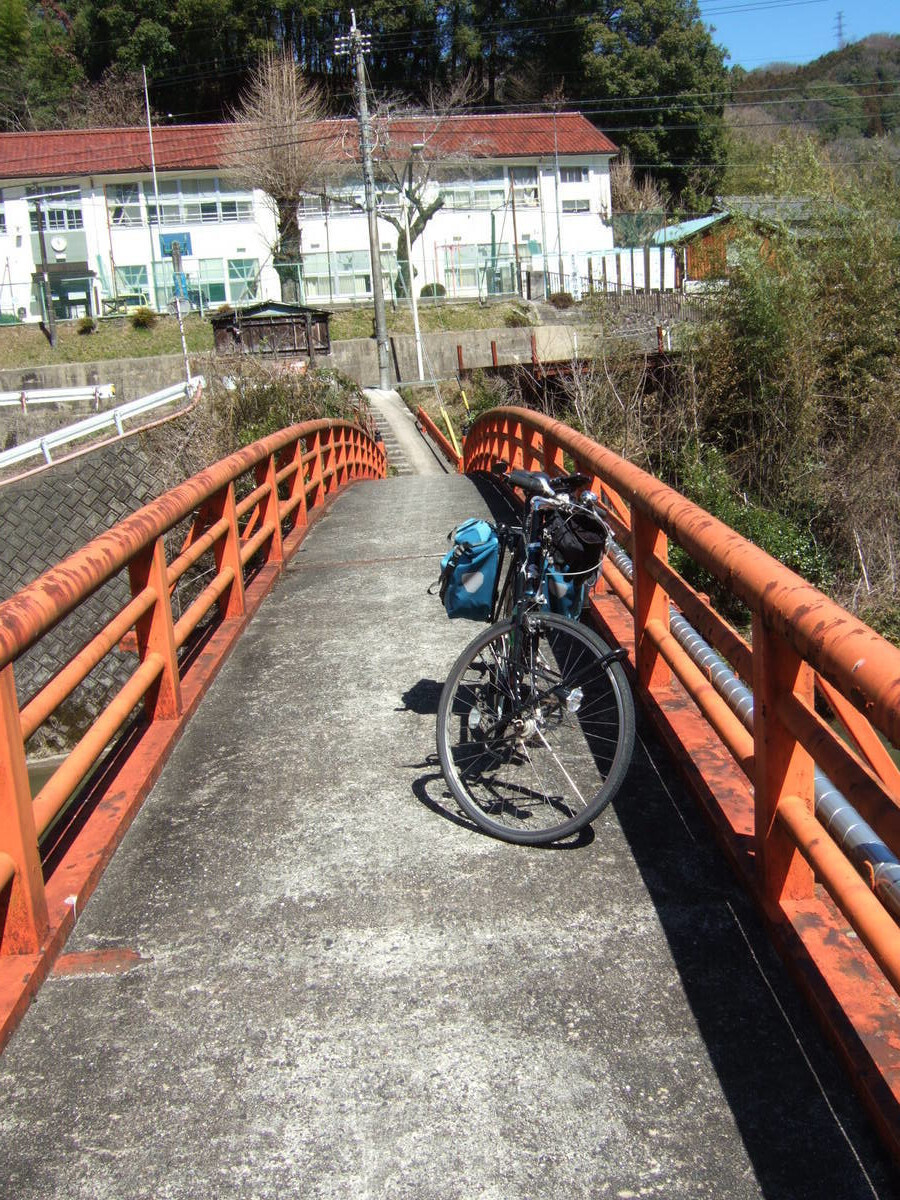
(437, 518, 499, 621)
(543, 565, 586, 620)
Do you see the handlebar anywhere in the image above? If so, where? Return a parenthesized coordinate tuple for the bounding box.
(499, 463, 592, 500)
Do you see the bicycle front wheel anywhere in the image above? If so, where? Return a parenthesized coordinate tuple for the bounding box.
(436, 612, 635, 844)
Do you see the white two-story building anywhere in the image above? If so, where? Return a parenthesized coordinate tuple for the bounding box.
(0, 113, 617, 323)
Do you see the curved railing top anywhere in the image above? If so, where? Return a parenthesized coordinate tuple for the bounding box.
(0, 418, 364, 673)
(468, 406, 900, 746)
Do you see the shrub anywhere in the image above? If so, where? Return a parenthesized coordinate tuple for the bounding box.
(548, 291, 575, 309)
(419, 283, 446, 299)
(504, 303, 533, 328)
(129, 306, 157, 330)
(669, 441, 832, 625)
(209, 359, 374, 449)
(76, 316, 96, 335)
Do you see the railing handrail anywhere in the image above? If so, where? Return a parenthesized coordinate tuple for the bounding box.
(0, 377, 203, 471)
(0, 415, 385, 1044)
(463, 403, 900, 1162)
(0, 415, 347, 671)
(0, 384, 116, 408)
(470, 406, 900, 747)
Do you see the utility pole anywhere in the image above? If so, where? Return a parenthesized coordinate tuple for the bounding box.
(143, 65, 162, 312)
(336, 12, 391, 389)
(33, 200, 57, 347)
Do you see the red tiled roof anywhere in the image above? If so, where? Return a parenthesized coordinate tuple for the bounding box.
(0, 113, 616, 180)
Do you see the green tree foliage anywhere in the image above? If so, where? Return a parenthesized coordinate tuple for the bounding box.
(577, 0, 730, 199)
(683, 143, 900, 619)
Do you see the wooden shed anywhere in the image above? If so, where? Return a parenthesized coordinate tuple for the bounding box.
(650, 214, 732, 289)
(210, 301, 331, 359)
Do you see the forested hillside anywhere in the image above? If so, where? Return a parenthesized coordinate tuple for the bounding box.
(733, 35, 900, 141)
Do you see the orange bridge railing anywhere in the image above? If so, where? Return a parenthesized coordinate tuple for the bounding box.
(0, 419, 385, 1042)
(464, 406, 900, 1160)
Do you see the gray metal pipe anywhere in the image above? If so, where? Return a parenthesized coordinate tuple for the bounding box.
(606, 542, 900, 922)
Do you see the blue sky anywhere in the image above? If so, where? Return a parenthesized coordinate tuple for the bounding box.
(696, 0, 898, 69)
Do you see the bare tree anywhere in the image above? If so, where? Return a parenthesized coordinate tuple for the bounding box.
(225, 52, 325, 302)
(610, 149, 667, 244)
(321, 79, 477, 299)
(70, 67, 148, 129)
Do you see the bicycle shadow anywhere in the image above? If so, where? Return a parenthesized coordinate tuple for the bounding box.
(408, 744, 595, 850)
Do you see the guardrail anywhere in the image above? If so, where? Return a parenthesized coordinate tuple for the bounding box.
(463, 405, 900, 1160)
(0, 384, 116, 410)
(0, 377, 203, 471)
(0, 418, 385, 1043)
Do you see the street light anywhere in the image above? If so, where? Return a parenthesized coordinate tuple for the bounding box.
(402, 142, 425, 381)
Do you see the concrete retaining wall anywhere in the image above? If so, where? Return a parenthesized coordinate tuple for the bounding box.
(328, 324, 603, 385)
(0, 353, 202, 408)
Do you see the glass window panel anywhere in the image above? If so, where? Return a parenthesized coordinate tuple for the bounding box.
(219, 201, 237, 222)
(110, 182, 143, 226)
(199, 258, 226, 305)
(227, 257, 259, 302)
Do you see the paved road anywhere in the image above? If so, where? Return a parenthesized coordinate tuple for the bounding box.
(0, 469, 897, 1199)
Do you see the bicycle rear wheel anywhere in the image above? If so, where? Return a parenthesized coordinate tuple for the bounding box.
(436, 612, 635, 844)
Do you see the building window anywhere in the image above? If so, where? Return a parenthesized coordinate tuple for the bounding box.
(108, 183, 143, 227)
(441, 185, 506, 211)
(562, 198, 591, 213)
(28, 184, 83, 231)
(560, 167, 588, 184)
(0, 190, 5, 235)
(146, 178, 253, 226)
(114, 265, 150, 304)
(227, 258, 259, 303)
(199, 259, 227, 306)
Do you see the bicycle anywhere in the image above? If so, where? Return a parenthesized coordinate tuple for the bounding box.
(436, 464, 636, 845)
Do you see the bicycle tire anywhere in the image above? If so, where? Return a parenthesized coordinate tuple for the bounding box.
(436, 612, 635, 845)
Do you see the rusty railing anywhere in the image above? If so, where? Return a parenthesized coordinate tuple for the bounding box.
(463, 406, 900, 1156)
(0, 419, 385, 1038)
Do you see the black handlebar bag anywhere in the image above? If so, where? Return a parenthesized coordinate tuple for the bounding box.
(546, 509, 608, 579)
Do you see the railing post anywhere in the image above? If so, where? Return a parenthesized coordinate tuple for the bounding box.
(208, 482, 246, 619)
(509, 416, 525, 469)
(521, 424, 541, 471)
(283, 438, 309, 532)
(0, 665, 49, 954)
(127, 537, 183, 721)
(307, 431, 325, 509)
(542, 437, 565, 476)
(321, 428, 338, 494)
(751, 617, 815, 908)
(631, 508, 671, 689)
(254, 453, 284, 565)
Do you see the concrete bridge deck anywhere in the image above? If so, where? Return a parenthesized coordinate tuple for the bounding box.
(0, 462, 897, 1196)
